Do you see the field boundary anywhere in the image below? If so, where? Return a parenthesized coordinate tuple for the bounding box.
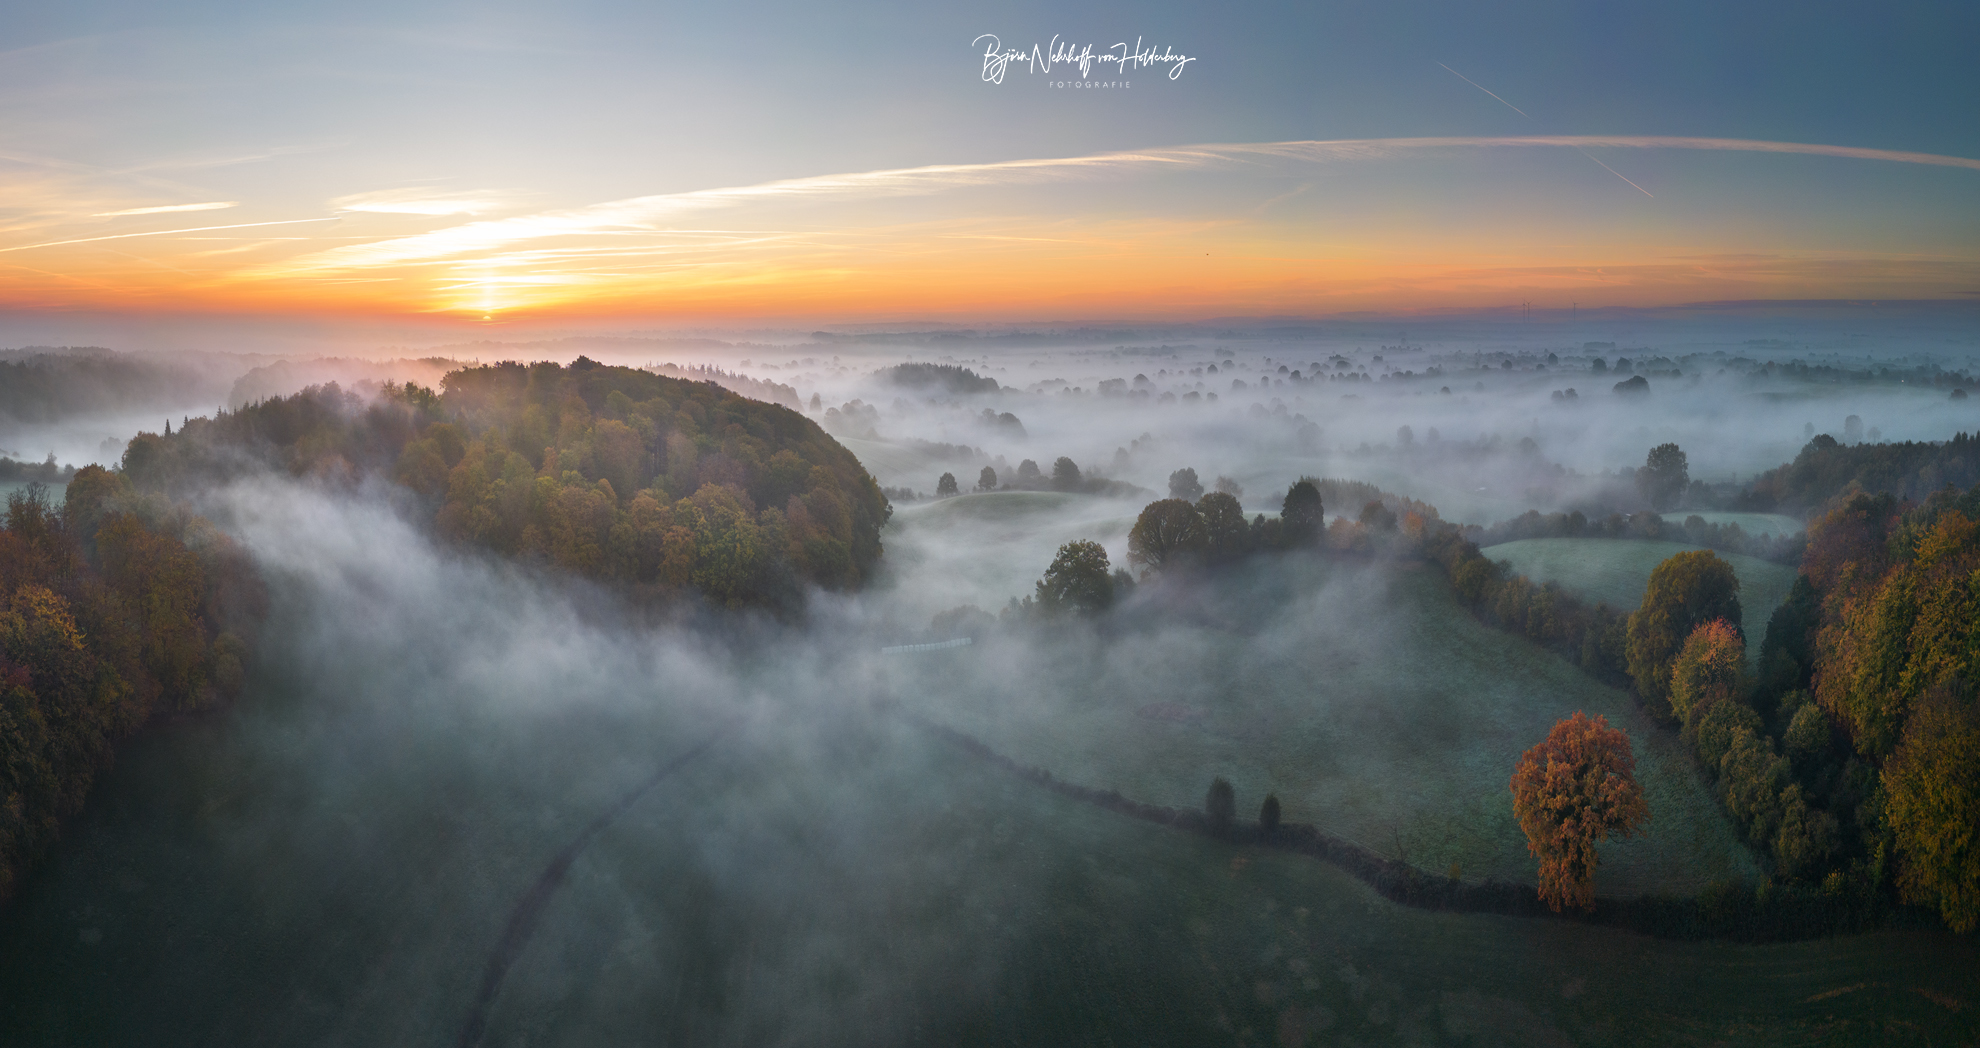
(896, 709, 1917, 944)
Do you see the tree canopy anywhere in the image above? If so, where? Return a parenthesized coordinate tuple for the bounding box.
(1668, 619, 1744, 728)
(0, 479, 260, 905)
(1510, 712, 1650, 912)
(1167, 467, 1203, 501)
(1033, 540, 1116, 617)
(1127, 499, 1208, 571)
(1280, 480, 1324, 546)
(118, 360, 892, 611)
(1626, 550, 1742, 715)
(1637, 443, 1689, 510)
(1883, 689, 1980, 932)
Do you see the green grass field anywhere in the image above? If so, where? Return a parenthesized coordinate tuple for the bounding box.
(4, 672, 1970, 1047)
(1682, 511, 1804, 538)
(1481, 538, 1799, 642)
(882, 491, 1143, 616)
(891, 556, 1765, 898)
(834, 435, 967, 492)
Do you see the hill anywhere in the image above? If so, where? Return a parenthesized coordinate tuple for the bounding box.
(121, 359, 890, 609)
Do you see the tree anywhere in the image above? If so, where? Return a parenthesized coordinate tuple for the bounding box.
(1509, 712, 1650, 912)
(1051, 456, 1083, 492)
(1213, 475, 1243, 500)
(1127, 499, 1207, 571)
(1637, 443, 1689, 510)
(977, 465, 997, 492)
(1260, 793, 1281, 837)
(1281, 480, 1323, 547)
(1358, 500, 1397, 532)
(1168, 467, 1204, 501)
(1883, 689, 1980, 932)
(1205, 776, 1236, 837)
(1626, 550, 1741, 715)
(1197, 492, 1250, 561)
(1034, 540, 1115, 616)
(1016, 459, 1042, 486)
(1668, 619, 1744, 727)
(935, 472, 959, 497)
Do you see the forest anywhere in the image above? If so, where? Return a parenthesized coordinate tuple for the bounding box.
(0, 478, 260, 904)
(118, 359, 892, 611)
(1737, 430, 1980, 511)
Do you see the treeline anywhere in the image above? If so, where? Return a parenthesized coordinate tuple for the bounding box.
(1470, 508, 1804, 563)
(1746, 358, 1974, 390)
(1757, 485, 1980, 932)
(120, 358, 892, 611)
(0, 349, 218, 423)
(1310, 478, 1439, 527)
(944, 457, 1144, 499)
(1421, 526, 1635, 687)
(1736, 431, 1980, 512)
(645, 362, 802, 411)
(0, 477, 261, 904)
(877, 363, 1002, 395)
(0, 456, 75, 485)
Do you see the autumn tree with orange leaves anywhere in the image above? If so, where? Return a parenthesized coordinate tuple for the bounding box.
(1510, 712, 1650, 912)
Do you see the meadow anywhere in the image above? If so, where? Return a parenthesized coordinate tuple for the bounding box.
(887, 551, 1764, 899)
(881, 491, 1144, 619)
(1, 613, 1971, 1048)
(1480, 538, 1800, 651)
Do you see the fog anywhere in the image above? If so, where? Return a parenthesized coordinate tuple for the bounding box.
(3, 307, 1979, 1041)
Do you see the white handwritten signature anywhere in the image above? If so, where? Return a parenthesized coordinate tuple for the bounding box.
(974, 34, 1196, 83)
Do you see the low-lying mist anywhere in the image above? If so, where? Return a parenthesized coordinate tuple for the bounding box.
(5, 309, 1980, 1042)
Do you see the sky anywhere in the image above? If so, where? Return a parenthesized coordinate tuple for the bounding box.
(1, 0, 1976, 336)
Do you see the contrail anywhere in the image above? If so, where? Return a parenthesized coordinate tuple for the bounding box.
(1572, 147, 1655, 197)
(1437, 62, 1651, 196)
(0, 217, 341, 254)
(1437, 62, 1528, 118)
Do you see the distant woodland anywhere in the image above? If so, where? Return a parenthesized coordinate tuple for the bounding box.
(0, 349, 217, 423)
(1738, 432, 1980, 512)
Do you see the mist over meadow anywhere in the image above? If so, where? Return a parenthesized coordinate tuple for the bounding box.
(1, 305, 1978, 1044)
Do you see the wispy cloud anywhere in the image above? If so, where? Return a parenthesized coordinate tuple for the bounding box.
(94, 201, 239, 217)
(258, 136, 1980, 278)
(0, 217, 341, 254)
(332, 188, 516, 216)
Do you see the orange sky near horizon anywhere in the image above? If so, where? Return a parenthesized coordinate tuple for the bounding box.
(2, 137, 1976, 326)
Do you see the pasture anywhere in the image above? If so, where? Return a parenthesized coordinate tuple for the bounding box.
(1481, 538, 1800, 645)
(891, 555, 1766, 898)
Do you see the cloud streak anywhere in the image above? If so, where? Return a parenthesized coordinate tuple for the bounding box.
(257, 136, 1980, 276)
(94, 201, 240, 217)
(0, 217, 342, 254)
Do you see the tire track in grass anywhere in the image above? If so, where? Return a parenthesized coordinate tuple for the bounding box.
(456, 722, 735, 1048)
